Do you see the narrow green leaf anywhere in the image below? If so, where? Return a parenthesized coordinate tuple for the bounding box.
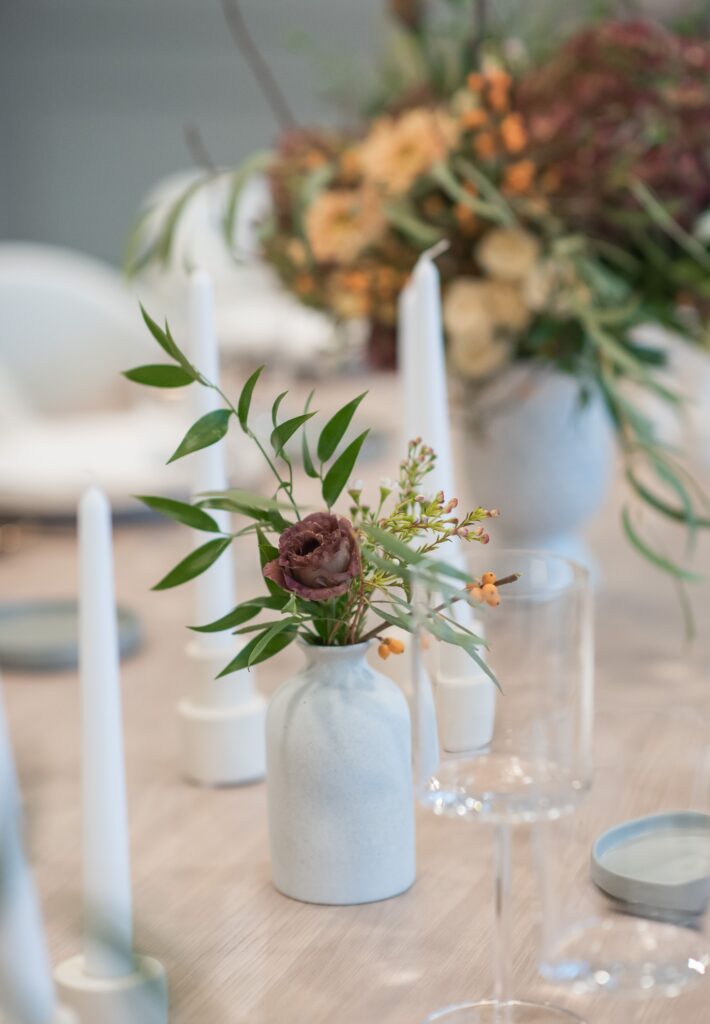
(233, 615, 300, 638)
(140, 305, 181, 361)
(216, 625, 297, 676)
(237, 366, 264, 431)
(256, 528, 279, 566)
(190, 595, 286, 633)
(384, 202, 443, 246)
(302, 390, 320, 479)
(199, 488, 290, 512)
(168, 409, 232, 464)
(198, 497, 292, 531)
(136, 495, 220, 532)
(302, 430, 319, 479)
(256, 527, 283, 598)
(153, 537, 232, 590)
(271, 412, 317, 456)
(317, 392, 368, 463)
(362, 547, 412, 585)
(222, 151, 273, 247)
(426, 614, 501, 691)
(362, 524, 471, 583)
(155, 176, 212, 266)
(248, 619, 299, 666)
(621, 507, 703, 582)
(124, 364, 194, 388)
(322, 430, 369, 507)
(626, 471, 710, 528)
(271, 391, 289, 427)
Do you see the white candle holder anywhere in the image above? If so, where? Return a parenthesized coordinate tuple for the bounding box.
(437, 637, 496, 753)
(178, 641, 266, 787)
(53, 1009, 79, 1024)
(55, 954, 167, 1024)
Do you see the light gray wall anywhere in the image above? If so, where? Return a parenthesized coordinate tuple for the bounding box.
(0, 0, 382, 264)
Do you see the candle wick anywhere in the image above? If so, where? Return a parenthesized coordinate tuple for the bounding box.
(420, 239, 451, 264)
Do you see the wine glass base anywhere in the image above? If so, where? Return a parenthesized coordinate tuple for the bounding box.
(539, 914, 710, 996)
(423, 1000, 585, 1023)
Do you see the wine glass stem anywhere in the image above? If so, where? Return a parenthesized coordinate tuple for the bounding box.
(493, 822, 512, 1004)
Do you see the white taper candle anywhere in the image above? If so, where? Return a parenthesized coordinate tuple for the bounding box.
(0, 683, 58, 1024)
(78, 487, 134, 979)
(188, 270, 236, 647)
(399, 253, 456, 497)
(398, 250, 492, 695)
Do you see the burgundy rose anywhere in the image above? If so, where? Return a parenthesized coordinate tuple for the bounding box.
(264, 512, 361, 602)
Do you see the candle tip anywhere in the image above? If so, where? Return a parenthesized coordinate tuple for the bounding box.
(189, 267, 212, 292)
(79, 485, 110, 519)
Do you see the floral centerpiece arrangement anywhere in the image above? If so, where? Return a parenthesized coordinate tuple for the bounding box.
(127, 307, 508, 674)
(129, 8, 710, 584)
(126, 305, 513, 906)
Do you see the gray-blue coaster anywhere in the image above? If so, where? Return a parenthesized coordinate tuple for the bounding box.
(0, 600, 142, 672)
(591, 811, 710, 918)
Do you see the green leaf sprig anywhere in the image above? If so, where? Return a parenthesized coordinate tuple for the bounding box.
(126, 315, 504, 674)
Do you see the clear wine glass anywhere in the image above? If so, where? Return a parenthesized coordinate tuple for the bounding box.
(535, 705, 710, 1001)
(412, 550, 594, 1023)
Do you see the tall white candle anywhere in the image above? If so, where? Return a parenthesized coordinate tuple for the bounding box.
(0, 683, 58, 1024)
(189, 270, 236, 648)
(398, 251, 492, 696)
(399, 253, 456, 497)
(78, 487, 134, 979)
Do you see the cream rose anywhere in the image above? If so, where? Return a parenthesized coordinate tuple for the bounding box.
(476, 228, 541, 282)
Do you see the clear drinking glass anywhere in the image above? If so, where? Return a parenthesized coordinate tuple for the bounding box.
(412, 550, 594, 1024)
(535, 705, 710, 1001)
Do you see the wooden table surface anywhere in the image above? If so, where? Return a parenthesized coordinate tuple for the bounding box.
(2, 371, 710, 1024)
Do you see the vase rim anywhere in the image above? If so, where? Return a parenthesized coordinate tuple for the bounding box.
(297, 639, 372, 658)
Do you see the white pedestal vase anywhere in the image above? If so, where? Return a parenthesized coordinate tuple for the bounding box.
(266, 642, 415, 905)
(460, 366, 615, 569)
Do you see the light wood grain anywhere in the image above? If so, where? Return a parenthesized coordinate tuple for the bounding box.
(1, 373, 709, 1023)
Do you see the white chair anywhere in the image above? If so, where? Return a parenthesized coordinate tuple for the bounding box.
(0, 242, 153, 415)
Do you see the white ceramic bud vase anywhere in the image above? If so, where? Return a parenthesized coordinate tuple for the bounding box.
(266, 642, 415, 905)
(461, 366, 614, 570)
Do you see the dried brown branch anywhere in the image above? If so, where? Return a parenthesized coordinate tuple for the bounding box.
(221, 0, 297, 131)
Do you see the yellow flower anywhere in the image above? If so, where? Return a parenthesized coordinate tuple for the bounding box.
(477, 228, 541, 283)
(486, 69, 512, 113)
(467, 72, 486, 93)
(474, 132, 497, 159)
(359, 108, 459, 195)
(460, 108, 489, 131)
(339, 148, 362, 183)
(305, 189, 385, 264)
(500, 113, 528, 154)
(454, 203, 478, 235)
(502, 159, 536, 195)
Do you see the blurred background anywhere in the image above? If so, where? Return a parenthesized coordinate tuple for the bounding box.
(1, 0, 700, 264)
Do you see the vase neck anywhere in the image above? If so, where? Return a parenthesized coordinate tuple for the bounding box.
(301, 642, 371, 670)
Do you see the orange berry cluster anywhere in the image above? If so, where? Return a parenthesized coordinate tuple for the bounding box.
(378, 636, 406, 660)
(466, 571, 501, 607)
